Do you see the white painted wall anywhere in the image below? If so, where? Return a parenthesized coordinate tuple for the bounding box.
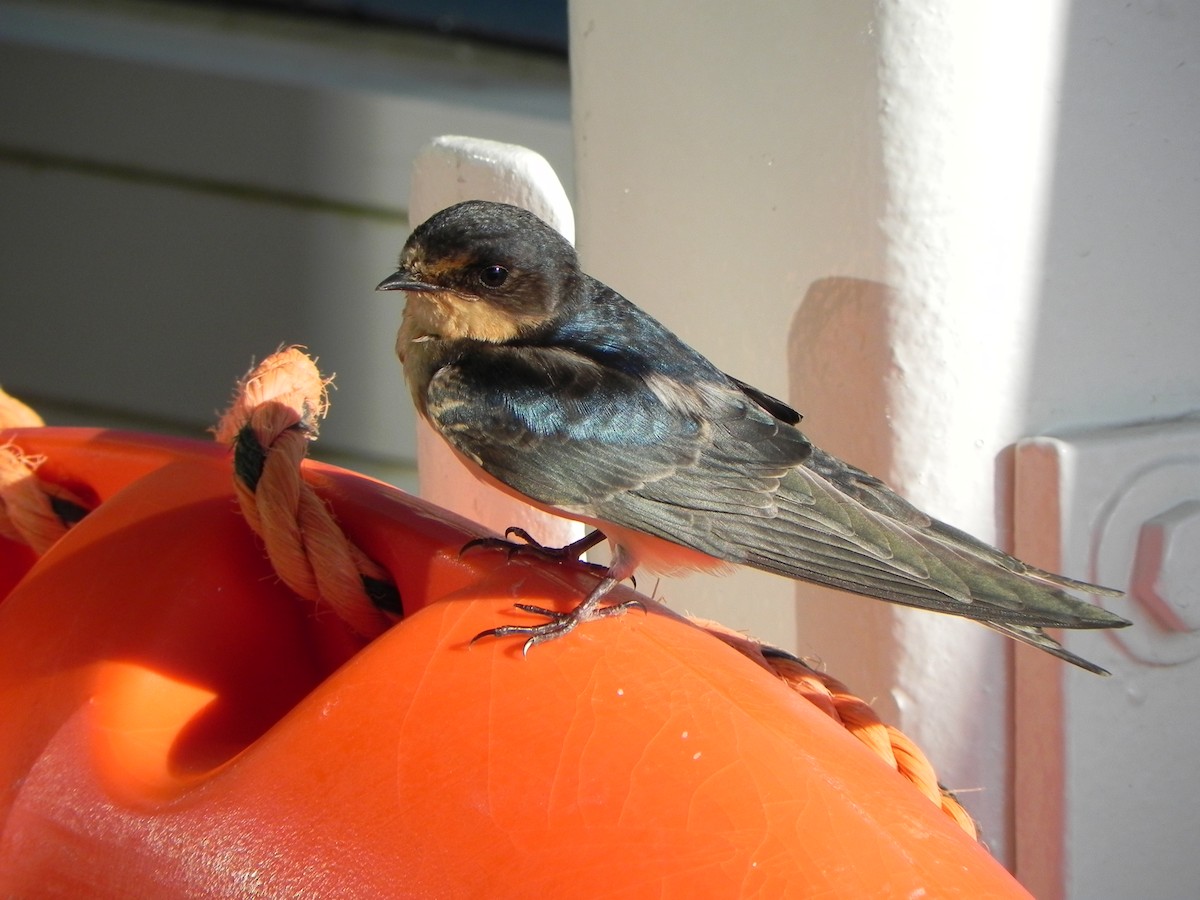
(1010, 3, 1200, 897)
(569, 0, 1200, 889)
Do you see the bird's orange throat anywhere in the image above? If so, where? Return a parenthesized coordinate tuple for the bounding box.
(398, 292, 532, 345)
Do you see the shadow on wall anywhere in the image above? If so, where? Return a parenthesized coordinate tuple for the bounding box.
(1022, 3, 1200, 433)
(786, 276, 904, 714)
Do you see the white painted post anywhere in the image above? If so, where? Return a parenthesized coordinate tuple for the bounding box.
(865, 1, 1074, 862)
(406, 136, 583, 547)
(567, 0, 1062, 861)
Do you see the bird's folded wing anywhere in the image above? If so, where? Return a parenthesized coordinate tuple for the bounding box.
(426, 344, 1126, 632)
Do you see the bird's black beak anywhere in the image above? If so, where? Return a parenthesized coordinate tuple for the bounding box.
(376, 269, 438, 293)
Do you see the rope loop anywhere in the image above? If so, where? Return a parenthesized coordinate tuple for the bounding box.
(215, 347, 399, 637)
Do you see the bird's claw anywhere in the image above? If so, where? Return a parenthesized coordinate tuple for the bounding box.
(460, 527, 546, 560)
(470, 597, 646, 655)
(463, 532, 643, 652)
(460, 527, 616, 577)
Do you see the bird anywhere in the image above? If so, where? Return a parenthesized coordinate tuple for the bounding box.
(376, 199, 1129, 673)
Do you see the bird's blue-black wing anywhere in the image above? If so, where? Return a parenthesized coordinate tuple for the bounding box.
(425, 342, 808, 514)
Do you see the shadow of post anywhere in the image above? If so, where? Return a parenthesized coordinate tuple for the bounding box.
(787, 276, 903, 717)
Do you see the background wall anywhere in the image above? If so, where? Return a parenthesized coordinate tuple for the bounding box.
(0, 0, 572, 486)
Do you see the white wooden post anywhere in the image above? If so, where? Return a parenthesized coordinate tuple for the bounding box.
(406, 136, 583, 547)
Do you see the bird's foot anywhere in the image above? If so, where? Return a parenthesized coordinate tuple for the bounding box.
(461, 527, 610, 575)
(471, 576, 644, 655)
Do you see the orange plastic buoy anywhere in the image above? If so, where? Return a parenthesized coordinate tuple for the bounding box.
(0, 428, 1030, 898)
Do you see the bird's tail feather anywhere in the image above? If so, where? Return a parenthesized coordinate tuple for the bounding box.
(984, 620, 1114, 676)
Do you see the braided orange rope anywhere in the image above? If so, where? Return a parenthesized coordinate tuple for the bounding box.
(697, 619, 979, 840)
(0, 387, 91, 554)
(214, 347, 398, 638)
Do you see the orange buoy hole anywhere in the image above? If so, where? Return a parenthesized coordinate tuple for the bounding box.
(91, 662, 221, 803)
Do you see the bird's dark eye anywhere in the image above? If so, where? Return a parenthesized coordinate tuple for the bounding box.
(478, 265, 509, 288)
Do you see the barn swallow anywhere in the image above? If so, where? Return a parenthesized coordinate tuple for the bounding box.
(377, 200, 1129, 673)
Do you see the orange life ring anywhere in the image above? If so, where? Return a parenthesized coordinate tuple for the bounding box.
(0, 428, 1028, 897)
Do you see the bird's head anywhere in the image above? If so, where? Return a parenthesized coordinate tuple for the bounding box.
(377, 200, 579, 344)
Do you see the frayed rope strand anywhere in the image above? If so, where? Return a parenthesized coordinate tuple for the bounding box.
(0, 387, 91, 554)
